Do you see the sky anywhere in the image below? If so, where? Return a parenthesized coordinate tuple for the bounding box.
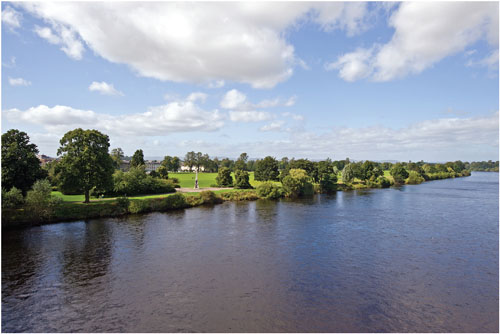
(1, 1, 499, 162)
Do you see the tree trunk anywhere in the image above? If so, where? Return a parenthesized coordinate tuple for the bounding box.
(84, 189, 90, 203)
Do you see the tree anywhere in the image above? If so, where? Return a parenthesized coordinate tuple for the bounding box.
(235, 152, 248, 171)
(2, 129, 47, 194)
(110, 147, 124, 169)
(282, 169, 314, 198)
(184, 151, 196, 171)
(234, 170, 252, 189)
(216, 167, 233, 187)
(156, 165, 169, 179)
(161, 155, 181, 171)
(390, 163, 409, 185)
(254, 156, 280, 181)
(341, 164, 355, 184)
(131, 149, 145, 167)
(56, 129, 115, 203)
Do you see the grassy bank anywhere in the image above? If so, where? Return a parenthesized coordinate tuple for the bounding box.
(3, 171, 469, 229)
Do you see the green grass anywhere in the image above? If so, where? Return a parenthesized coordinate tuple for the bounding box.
(170, 171, 279, 188)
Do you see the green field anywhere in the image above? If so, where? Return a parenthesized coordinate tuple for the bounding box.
(170, 171, 277, 188)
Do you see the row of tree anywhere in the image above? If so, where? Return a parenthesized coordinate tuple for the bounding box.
(2, 128, 497, 204)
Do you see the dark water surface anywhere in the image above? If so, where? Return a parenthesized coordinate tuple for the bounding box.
(2, 172, 498, 332)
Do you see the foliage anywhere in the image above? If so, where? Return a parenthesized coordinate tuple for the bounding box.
(156, 165, 169, 179)
(289, 159, 317, 181)
(254, 156, 280, 181)
(319, 173, 337, 193)
(219, 190, 259, 201)
(56, 128, 115, 202)
(235, 153, 248, 171)
(1, 187, 24, 209)
(25, 179, 62, 221)
(112, 165, 176, 196)
(406, 170, 425, 184)
(161, 155, 181, 171)
(216, 167, 233, 187)
(2, 129, 47, 194)
(376, 176, 391, 188)
(234, 170, 252, 189)
(281, 168, 314, 198)
(129, 199, 150, 214)
(390, 163, 409, 185)
(256, 182, 283, 199)
(130, 149, 145, 167)
(341, 164, 355, 184)
(110, 147, 124, 169)
(200, 190, 222, 204)
(116, 196, 130, 211)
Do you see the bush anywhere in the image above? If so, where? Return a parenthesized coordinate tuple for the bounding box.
(281, 169, 314, 198)
(128, 200, 150, 214)
(112, 166, 176, 196)
(2, 187, 24, 209)
(256, 182, 283, 199)
(234, 170, 252, 189)
(25, 179, 59, 221)
(116, 196, 130, 211)
(200, 190, 222, 204)
(219, 190, 259, 201)
(185, 194, 203, 206)
(390, 163, 409, 185)
(406, 170, 425, 184)
(163, 193, 189, 209)
(377, 176, 391, 188)
(216, 167, 233, 187)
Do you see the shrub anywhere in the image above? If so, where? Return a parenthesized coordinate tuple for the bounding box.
(219, 190, 259, 201)
(2, 187, 24, 209)
(116, 196, 130, 212)
(112, 166, 176, 196)
(25, 179, 59, 221)
(234, 170, 252, 189)
(256, 182, 283, 199)
(200, 190, 222, 204)
(163, 193, 189, 209)
(281, 169, 314, 198)
(128, 200, 150, 214)
(406, 170, 425, 184)
(185, 194, 203, 206)
(216, 167, 233, 187)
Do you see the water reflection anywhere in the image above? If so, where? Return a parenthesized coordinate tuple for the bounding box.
(2, 172, 498, 332)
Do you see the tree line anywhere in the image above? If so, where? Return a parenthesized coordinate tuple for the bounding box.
(2, 128, 496, 207)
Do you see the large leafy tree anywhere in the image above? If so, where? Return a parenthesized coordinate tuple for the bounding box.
(1, 129, 47, 194)
(235, 152, 248, 171)
(130, 149, 145, 167)
(390, 163, 409, 185)
(110, 147, 124, 169)
(56, 129, 114, 203)
(254, 156, 280, 181)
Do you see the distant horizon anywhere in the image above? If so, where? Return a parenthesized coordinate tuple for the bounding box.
(2, 2, 498, 161)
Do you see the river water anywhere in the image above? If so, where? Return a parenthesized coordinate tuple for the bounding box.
(2, 172, 498, 332)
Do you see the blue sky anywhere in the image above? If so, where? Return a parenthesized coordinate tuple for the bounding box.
(2, 1, 499, 162)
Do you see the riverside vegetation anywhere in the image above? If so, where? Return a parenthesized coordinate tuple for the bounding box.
(2, 128, 491, 228)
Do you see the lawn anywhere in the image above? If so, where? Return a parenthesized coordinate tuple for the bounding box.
(170, 171, 277, 188)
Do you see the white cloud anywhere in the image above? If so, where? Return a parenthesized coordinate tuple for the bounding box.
(88, 81, 124, 96)
(33, 23, 84, 60)
(4, 96, 224, 137)
(260, 120, 285, 132)
(229, 111, 272, 123)
(220, 89, 296, 112)
(467, 49, 499, 70)
(208, 80, 225, 89)
(8, 77, 31, 86)
(2, 6, 21, 29)
(328, 2, 499, 81)
(34, 25, 61, 44)
(19, 2, 374, 88)
(282, 112, 304, 121)
(187, 92, 208, 103)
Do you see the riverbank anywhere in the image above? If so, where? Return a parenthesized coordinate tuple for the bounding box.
(2, 172, 471, 229)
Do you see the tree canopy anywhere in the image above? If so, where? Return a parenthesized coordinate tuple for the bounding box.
(131, 149, 145, 167)
(254, 156, 280, 181)
(56, 128, 115, 202)
(1, 129, 47, 194)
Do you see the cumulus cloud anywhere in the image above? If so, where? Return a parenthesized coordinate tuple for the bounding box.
(4, 96, 224, 137)
(19, 2, 375, 88)
(88, 81, 124, 96)
(8, 77, 31, 86)
(327, 2, 499, 81)
(2, 6, 21, 29)
(282, 112, 304, 121)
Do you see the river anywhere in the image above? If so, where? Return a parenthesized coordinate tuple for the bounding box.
(2, 172, 498, 332)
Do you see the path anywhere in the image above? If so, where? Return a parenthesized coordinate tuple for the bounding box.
(176, 187, 233, 193)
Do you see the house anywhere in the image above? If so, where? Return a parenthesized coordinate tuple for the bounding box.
(145, 160, 161, 172)
(179, 164, 205, 172)
(120, 160, 130, 171)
